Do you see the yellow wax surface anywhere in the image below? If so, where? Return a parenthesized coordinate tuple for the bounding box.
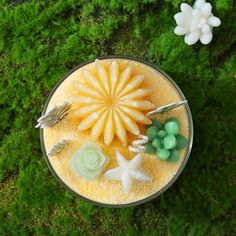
(43, 58, 190, 205)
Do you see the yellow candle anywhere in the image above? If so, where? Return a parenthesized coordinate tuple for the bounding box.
(43, 58, 191, 205)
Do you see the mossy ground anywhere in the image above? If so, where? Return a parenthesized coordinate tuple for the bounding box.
(0, 0, 235, 235)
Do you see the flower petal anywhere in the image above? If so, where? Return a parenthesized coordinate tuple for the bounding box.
(90, 110, 108, 140)
(117, 75, 144, 97)
(118, 100, 154, 110)
(201, 24, 210, 34)
(200, 32, 213, 44)
(114, 67, 132, 96)
(114, 113, 127, 145)
(192, 8, 201, 19)
(174, 13, 185, 25)
(109, 61, 119, 95)
(116, 107, 140, 135)
(78, 108, 105, 130)
(194, 0, 206, 10)
(71, 95, 103, 105)
(73, 104, 104, 117)
(95, 59, 110, 95)
(71, 81, 103, 99)
(119, 89, 150, 100)
(184, 31, 200, 45)
(174, 26, 189, 35)
(208, 16, 221, 27)
(119, 105, 151, 124)
(180, 3, 192, 14)
(202, 3, 212, 17)
(103, 109, 114, 145)
(82, 69, 106, 96)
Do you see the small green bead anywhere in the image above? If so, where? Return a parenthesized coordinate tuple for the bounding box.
(152, 138, 162, 149)
(163, 135, 177, 149)
(165, 117, 180, 126)
(146, 126, 158, 140)
(157, 130, 167, 138)
(151, 119, 163, 129)
(164, 121, 179, 135)
(176, 134, 187, 150)
(145, 142, 156, 154)
(156, 149, 170, 160)
(167, 149, 179, 163)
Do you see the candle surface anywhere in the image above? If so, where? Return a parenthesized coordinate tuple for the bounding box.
(43, 58, 190, 205)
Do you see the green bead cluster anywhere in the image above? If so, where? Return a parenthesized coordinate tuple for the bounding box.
(145, 117, 187, 163)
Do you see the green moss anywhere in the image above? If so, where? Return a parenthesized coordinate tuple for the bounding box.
(215, 0, 234, 11)
(0, 176, 16, 209)
(0, 0, 235, 235)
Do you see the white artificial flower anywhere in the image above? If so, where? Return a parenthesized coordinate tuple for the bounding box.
(174, 0, 221, 45)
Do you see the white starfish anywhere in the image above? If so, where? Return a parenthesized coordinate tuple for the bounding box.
(104, 151, 151, 194)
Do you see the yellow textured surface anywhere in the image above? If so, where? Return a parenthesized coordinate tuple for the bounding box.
(43, 58, 190, 204)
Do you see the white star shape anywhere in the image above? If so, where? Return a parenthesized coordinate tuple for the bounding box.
(104, 151, 151, 194)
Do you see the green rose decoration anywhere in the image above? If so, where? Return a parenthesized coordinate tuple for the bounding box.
(71, 141, 109, 181)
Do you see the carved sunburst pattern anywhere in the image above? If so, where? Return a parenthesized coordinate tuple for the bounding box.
(71, 59, 154, 145)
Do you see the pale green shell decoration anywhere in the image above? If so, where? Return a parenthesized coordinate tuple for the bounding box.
(71, 141, 109, 181)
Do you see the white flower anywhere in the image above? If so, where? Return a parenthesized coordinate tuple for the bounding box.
(174, 0, 221, 45)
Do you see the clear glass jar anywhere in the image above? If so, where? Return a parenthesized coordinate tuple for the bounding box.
(40, 55, 194, 208)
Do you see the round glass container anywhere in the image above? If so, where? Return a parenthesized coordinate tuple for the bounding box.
(40, 56, 193, 208)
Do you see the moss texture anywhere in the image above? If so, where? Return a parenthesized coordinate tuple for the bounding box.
(0, 0, 235, 235)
